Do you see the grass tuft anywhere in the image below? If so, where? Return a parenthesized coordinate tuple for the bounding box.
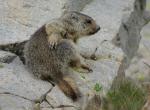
(104, 78, 146, 110)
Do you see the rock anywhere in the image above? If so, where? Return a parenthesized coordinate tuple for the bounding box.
(0, 50, 16, 63)
(0, 0, 149, 110)
(46, 86, 74, 108)
(0, 0, 66, 45)
(126, 45, 150, 82)
(41, 108, 75, 110)
(40, 101, 76, 110)
(0, 94, 33, 110)
(112, 0, 150, 68)
(40, 101, 52, 110)
(63, 0, 92, 12)
(0, 57, 52, 107)
(126, 1, 150, 82)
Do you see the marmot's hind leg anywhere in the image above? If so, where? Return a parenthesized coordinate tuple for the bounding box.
(70, 53, 93, 73)
(57, 75, 81, 101)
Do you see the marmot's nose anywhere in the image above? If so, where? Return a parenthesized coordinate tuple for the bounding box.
(95, 25, 100, 32)
(96, 26, 100, 31)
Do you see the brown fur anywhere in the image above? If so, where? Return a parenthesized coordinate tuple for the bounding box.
(45, 11, 100, 48)
(24, 11, 100, 101)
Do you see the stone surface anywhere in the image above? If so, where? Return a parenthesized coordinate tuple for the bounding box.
(0, 57, 52, 103)
(112, 0, 150, 68)
(0, 0, 149, 110)
(0, 50, 16, 63)
(125, 0, 150, 82)
(0, 94, 33, 110)
(46, 86, 74, 108)
(0, 0, 66, 45)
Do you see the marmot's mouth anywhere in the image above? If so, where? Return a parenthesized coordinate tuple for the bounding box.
(89, 26, 100, 35)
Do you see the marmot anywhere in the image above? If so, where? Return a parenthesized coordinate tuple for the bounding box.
(24, 11, 100, 101)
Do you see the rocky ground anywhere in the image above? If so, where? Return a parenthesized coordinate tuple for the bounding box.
(126, 0, 150, 84)
(0, 0, 150, 110)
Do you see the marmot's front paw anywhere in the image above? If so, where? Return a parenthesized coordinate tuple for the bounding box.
(81, 64, 93, 73)
(48, 36, 58, 49)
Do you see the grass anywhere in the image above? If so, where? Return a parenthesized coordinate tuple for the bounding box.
(94, 83, 103, 93)
(103, 78, 146, 110)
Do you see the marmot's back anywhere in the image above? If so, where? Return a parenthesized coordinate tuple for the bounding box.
(24, 26, 76, 80)
(24, 24, 81, 100)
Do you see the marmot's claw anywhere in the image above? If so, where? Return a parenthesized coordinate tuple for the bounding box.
(54, 42, 57, 49)
(81, 64, 93, 73)
(88, 68, 93, 72)
(48, 42, 57, 49)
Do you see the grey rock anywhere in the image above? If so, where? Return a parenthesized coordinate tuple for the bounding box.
(126, 23, 150, 82)
(0, 50, 16, 63)
(112, 0, 150, 68)
(46, 86, 74, 108)
(40, 101, 52, 110)
(0, 57, 52, 101)
(126, 2, 150, 83)
(0, 0, 66, 45)
(63, 0, 92, 12)
(0, 94, 33, 110)
(0, 0, 149, 109)
(41, 108, 75, 110)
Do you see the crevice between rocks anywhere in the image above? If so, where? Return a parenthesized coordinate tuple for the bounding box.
(62, 0, 94, 13)
(0, 87, 54, 109)
(0, 87, 77, 110)
(0, 92, 34, 102)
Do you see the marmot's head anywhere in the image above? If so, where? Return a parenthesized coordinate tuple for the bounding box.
(61, 11, 100, 40)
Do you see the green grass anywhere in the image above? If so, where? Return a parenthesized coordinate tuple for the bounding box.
(94, 83, 103, 92)
(104, 78, 146, 110)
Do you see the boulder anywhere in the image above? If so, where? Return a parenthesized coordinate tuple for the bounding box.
(0, 0, 150, 109)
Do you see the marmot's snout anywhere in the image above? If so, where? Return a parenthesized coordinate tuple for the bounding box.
(94, 25, 101, 33)
(96, 25, 101, 32)
(88, 25, 100, 35)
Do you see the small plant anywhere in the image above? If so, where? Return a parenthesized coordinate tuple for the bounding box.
(94, 83, 103, 92)
(137, 73, 145, 81)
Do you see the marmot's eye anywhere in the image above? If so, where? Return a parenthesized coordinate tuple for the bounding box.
(86, 19, 92, 24)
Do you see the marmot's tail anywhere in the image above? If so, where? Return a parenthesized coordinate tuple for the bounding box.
(57, 76, 81, 101)
(0, 41, 28, 63)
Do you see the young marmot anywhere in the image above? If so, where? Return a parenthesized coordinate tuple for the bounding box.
(24, 11, 100, 101)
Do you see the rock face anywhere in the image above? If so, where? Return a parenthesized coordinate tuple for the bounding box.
(126, 0, 150, 85)
(0, 57, 52, 110)
(0, 50, 16, 63)
(0, 0, 150, 110)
